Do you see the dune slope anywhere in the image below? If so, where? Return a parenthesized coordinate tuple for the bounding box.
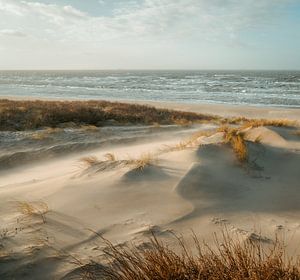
(0, 122, 300, 279)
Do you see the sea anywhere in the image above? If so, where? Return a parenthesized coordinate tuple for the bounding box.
(0, 70, 299, 107)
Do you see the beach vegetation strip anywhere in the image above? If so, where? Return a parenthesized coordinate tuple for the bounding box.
(0, 99, 219, 131)
(1, 99, 298, 131)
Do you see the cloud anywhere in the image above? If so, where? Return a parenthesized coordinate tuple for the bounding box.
(0, 0, 294, 43)
(0, 0, 297, 69)
(0, 0, 87, 23)
(0, 29, 27, 37)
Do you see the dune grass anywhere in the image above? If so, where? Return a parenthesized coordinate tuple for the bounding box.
(218, 126, 248, 162)
(173, 118, 193, 127)
(1, 99, 298, 132)
(30, 131, 49, 141)
(80, 124, 99, 131)
(127, 153, 158, 171)
(104, 153, 117, 162)
(79, 153, 117, 168)
(160, 140, 192, 153)
(79, 152, 158, 173)
(242, 119, 298, 129)
(160, 129, 220, 154)
(0, 99, 219, 131)
(223, 116, 298, 128)
(79, 120, 295, 169)
(78, 231, 300, 280)
(16, 201, 49, 223)
(80, 156, 100, 167)
(29, 127, 62, 140)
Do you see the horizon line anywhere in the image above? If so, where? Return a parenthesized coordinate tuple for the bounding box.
(0, 68, 300, 71)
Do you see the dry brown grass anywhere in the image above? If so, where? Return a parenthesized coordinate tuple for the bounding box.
(78, 232, 300, 280)
(104, 153, 117, 162)
(223, 116, 298, 128)
(224, 116, 249, 125)
(160, 140, 192, 153)
(80, 154, 117, 168)
(218, 126, 248, 162)
(0, 99, 219, 131)
(127, 153, 158, 171)
(217, 119, 298, 162)
(159, 130, 219, 154)
(31, 131, 49, 140)
(1, 99, 297, 132)
(16, 201, 49, 223)
(80, 124, 99, 131)
(30, 127, 62, 140)
(242, 119, 298, 129)
(79, 152, 158, 173)
(173, 118, 193, 127)
(79, 156, 100, 167)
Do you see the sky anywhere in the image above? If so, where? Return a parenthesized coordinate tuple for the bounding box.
(0, 0, 300, 70)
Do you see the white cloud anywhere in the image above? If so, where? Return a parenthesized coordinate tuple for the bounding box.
(0, 0, 293, 42)
(0, 0, 297, 69)
(0, 0, 25, 15)
(0, 0, 87, 23)
(0, 28, 27, 36)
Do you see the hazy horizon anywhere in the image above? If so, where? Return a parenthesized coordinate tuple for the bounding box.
(1, 69, 300, 71)
(0, 0, 300, 70)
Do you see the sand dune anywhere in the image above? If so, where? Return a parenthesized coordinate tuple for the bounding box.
(0, 103, 300, 279)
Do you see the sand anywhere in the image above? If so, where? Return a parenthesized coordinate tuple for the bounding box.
(0, 98, 300, 279)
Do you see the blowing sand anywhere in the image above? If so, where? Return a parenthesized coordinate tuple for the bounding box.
(0, 99, 300, 279)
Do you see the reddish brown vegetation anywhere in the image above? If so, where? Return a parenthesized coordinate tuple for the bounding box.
(0, 99, 219, 131)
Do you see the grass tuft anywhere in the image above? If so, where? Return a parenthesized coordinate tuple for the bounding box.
(173, 118, 193, 127)
(16, 201, 49, 223)
(242, 119, 298, 129)
(79, 156, 100, 167)
(127, 153, 158, 171)
(218, 126, 248, 162)
(78, 231, 300, 280)
(30, 127, 62, 140)
(161, 140, 192, 153)
(80, 124, 99, 131)
(104, 153, 117, 162)
(79, 152, 158, 174)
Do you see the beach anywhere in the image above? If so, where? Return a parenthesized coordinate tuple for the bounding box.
(1, 0, 300, 276)
(0, 97, 299, 279)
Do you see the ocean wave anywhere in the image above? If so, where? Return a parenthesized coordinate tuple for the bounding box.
(0, 70, 300, 107)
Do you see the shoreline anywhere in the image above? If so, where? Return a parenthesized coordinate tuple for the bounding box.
(1, 94, 300, 121)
